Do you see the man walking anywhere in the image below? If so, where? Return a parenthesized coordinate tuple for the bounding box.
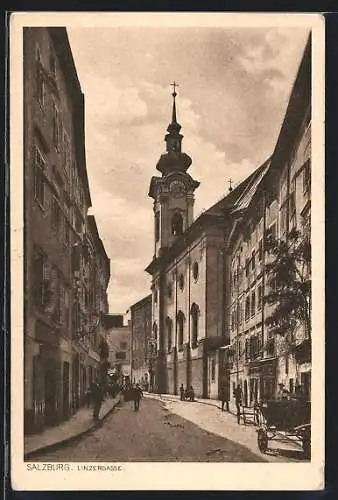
(91, 381, 103, 421)
(233, 384, 242, 424)
(179, 383, 185, 401)
(221, 386, 230, 412)
(133, 383, 143, 412)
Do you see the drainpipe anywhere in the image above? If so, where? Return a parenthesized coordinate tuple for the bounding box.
(187, 254, 191, 387)
(174, 263, 178, 394)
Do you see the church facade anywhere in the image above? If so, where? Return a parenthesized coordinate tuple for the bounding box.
(145, 88, 268, 398)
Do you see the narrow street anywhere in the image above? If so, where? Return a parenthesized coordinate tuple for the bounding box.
(33, 397, 267, 462)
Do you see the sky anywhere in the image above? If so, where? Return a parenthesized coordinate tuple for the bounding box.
(67, 25, 309, 314)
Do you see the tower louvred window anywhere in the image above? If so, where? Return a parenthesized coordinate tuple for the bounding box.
(171, 211, 183, 236)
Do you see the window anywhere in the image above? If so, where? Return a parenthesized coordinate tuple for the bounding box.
(251, 291, 256, 316)
(153, 288, 158, 304)
(155, 212, 160, 242)
(258, 285, 263, 310)
(245, 296, 250, 321)
(52, 101, 60, 150)
(51, 196, 62, 233)
(120, 341, 128, 350)
(64, 220, 70, 246)
(49, 52, 56, 78)
(211, 358, 216, 382)
(179, 273, 185, 291)
(251, 250, 256, 270)
(167, 317, 172, 352)
(153, 322, 158, 340)
(303, 160, 311, 195)
(116, 351, 126, 361)
(245, 339, 249, 361)
(258, 240, 263, 261)
(32, 247, 45, 307)
(75, 210, 82, 235)
(238, 302, 243, 325)
(34, 146, 46, 207)
(63, 131, 71, 177)
(280, 202, 288, 236)
(289, 191, 296, 229)
(266, 186, 276, 207)
(171, 212, 183, 236)
(193, 261, 199, 282)
(265, 223, 277, 246)
(177, 311, 185, 349)
(245, 258, 249, 277)
(191, 303, 199, 347)
(35, 48, 44, 106)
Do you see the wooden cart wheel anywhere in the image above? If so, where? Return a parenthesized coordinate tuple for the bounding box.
(257, 428, 268, 453)
(302, 428, 311, 459)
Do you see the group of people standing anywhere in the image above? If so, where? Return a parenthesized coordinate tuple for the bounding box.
(179, 384, 195, 402)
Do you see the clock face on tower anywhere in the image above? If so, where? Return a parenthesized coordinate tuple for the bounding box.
(170, 180, 186, 198)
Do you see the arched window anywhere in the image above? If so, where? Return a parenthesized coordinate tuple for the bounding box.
(171, 211, 183, 236)
(190, 303, 200, 347)
(179, 273, 185, 291)
(177, 311, 185, 349)
(192, 261, 199, 282)
(166, 317, 173, 352)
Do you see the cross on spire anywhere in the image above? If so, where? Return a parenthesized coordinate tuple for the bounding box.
(228, 179, 233, 192)
(171, 81, 179, 97)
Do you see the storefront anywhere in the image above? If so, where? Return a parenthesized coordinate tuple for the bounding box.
(249, 357, 277, 402)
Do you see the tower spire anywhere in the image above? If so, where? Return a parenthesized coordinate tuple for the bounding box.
(170, 81, 179, 124)
(155, 82, 192, 175)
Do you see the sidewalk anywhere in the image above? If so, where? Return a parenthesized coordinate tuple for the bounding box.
(146, 393, 305, 462)
(24, 394, 121, 459)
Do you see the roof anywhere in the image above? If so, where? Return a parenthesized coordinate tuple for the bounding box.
(202, 160, 270, 218)
(269, 34, 311, 173)
(230, 158, 271, 214)
(130, 294, 152, 311)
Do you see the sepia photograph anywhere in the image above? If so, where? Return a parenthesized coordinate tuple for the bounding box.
(10, 12, 325, 490)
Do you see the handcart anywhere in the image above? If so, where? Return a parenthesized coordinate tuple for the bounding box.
(256, 399, 311, 458)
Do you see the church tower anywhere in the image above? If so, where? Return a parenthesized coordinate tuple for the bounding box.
(148, 84, 200, 258)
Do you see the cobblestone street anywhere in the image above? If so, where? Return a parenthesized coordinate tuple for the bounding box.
(30, 396, 307, 463)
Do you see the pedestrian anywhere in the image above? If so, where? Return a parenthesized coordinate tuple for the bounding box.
(221, 386, 230, 412)
(180, 383, 185, 401)
(91, 381, 103, 421)
(85, 386, 92, 408)
(188, 386, 195, 402)
(233, 384, 242, 424)
(133, 383, 143, 412)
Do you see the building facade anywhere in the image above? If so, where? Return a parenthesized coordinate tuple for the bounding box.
(106, 318, 132, 378)
(23, 27, 110, 434)
(130, 295, 152, 389)
(225, 36, 311, 406)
